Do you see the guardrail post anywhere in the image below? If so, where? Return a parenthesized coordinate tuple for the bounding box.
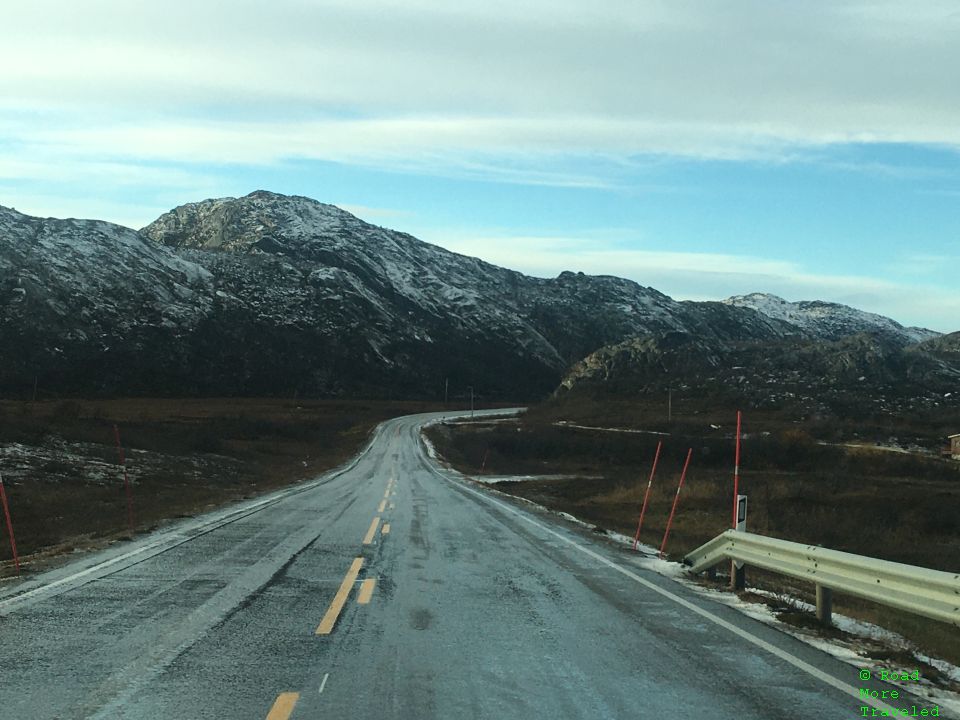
(730, 494, 747, 591)
(816, 584, 832, 625)
(730, 561, 745, 591)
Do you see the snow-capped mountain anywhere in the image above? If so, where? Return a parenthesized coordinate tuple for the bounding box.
(135, 190, 799, 396)
(0, 205, 216, 394)
(0, 191, 948, 400)
(723, 293, 939, 345)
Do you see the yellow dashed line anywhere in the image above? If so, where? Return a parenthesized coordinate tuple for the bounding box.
(362, 516, 381, 545)
(377, 500, 386, 513)
(266, 692, 299, 720)
(382, 523, 391, 536)
(316, 558, 364, 635)
(357, 578, 376, 605)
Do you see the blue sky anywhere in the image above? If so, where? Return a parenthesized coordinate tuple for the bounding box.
(2, 0, 958, 331)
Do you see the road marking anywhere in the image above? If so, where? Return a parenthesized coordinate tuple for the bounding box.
(362, 517, 381, 545)
(389, 503, 395, 510)
(318, 673, 330, 695)
(448, 479, 902, 716)
(0, 420, 392, 615)
(377, 500, 386, 513)
(266, 692, 299, 720)
(382, 523, 391, 535)
(357, 578, 376, 604)
(316, 558, 364, 635)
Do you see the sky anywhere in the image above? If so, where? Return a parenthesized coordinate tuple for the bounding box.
(1, 0, 958, 332)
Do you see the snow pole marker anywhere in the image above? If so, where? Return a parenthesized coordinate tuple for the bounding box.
(632, 440, 663, 550)
(0, 472, 21, 576)
(732, 410, 742, 529)
(731, 411, 746, 590)
(659, 448, 693, 559)
(113, 425, 135, 536)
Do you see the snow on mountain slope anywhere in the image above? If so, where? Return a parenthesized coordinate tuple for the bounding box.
(0, 205, 217, 394)
(141, 191, 801, 393)
(1, 191, 944, 400)
(723, 293, 939, 345)
(1, 205, 212, 330)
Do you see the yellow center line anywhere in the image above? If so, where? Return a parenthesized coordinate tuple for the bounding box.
(316, 558, 364, 635)
(382, 523, 391, 536)
(266, 692, 300, 720)
(357, 578, 376, 604)
(362, 516, 381, 545)
(377, 500, 386, 513)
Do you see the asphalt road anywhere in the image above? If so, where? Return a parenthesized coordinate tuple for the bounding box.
(0, 410, 946, 719)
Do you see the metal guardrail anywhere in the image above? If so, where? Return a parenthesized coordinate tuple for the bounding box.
(684, 530, 960, 627)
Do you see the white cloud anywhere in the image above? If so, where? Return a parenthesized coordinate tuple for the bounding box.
(2, 0, 960, 167)
(336, 204, 412, 221)
(0, 192, 167, 230)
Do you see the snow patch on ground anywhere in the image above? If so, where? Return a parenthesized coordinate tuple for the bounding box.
(639, 557, 960, 715)
(555, 421, 671, 436)
(473, 473, 601, 484)
(557, 511, 596, 530)
(420, 432, 440, 461)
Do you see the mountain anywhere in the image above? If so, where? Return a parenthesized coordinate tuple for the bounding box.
(0, 205, 215, 394)
(557, 330, 960, 418)
(0, 190, 947, 401)
(723, 293, 939, 345)
(133, 190, 799, 397)
(917, 331, 960, 358)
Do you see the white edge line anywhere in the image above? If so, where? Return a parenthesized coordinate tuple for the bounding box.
(0, 419, 392, 612)
(319, 672, 330, 695)
(425, 440, 901, 715)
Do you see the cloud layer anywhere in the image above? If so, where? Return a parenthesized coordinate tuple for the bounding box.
(4, 0, 960, 168)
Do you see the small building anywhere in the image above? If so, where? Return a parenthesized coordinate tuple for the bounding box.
(948, 434, 960, 460)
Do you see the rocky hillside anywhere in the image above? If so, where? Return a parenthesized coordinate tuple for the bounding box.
(723, 292, 939, 345)
(0, 190, 946, 400)
(558, 330, 960, 418)
(137, 191, 799, 397)
(0, 206, 215, 394)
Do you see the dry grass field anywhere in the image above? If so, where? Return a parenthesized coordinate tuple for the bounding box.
(0, 397, 444, 577)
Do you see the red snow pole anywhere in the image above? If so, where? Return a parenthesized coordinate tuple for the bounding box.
(732, 411, 742, 529)
(0, 473, 21, 576)
(659, 448, 692, 558)
(632, 440, 662, 550)
(113, 425, 135, 536)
